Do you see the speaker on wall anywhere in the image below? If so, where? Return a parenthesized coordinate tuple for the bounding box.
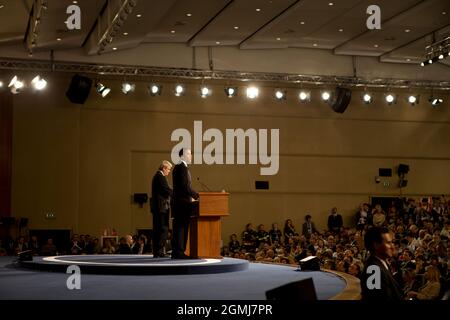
(66, 74, 92, 104)
(329, 87, 352, 113)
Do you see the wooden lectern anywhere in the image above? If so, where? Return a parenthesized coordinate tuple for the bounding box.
(186, 192, 229, 259)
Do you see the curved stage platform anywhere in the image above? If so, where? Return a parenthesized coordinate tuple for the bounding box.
(18, 255, 249, 275)
(0, 256, 358, 300)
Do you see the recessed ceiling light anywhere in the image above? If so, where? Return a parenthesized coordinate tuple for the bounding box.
(338, 28, 344, 32)
(72, 1, 78, 4)
(171, 30, 175, 34)
(136, 14, 142, 18)
(216, 41, 221, 44)
(56, 38, 61, 41)
(276, 37, 281, 41)
(112, 47, 117, 51)
(406, 58, 411, 62)
(300, 21, 305, 25)
(404, 29, 411, 33)
(313, 43, 318, 47)
(442, 11, 446, 15)
(328, 2, 334, 5)
(0, 4, 4, 9)
(234, 26, 239, 30)
(256, 8, 261, 12)
(374, 44, 379, 48)
(186, 13, 192, 17)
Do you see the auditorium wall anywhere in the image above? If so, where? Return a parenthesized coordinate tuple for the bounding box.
(9, 73, 450, 242)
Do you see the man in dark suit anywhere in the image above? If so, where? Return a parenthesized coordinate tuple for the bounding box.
(171, 148, 199, 259)
(327, 207, 343, 234)
(302, 214, 317, 239)
(360, 226, 403, 301)
(151, 160, 173, 258)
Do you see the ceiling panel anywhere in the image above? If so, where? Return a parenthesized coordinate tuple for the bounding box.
(189, 0, 298, 47)
(241, 0, 423, 49)
(143, 0, 231, 43)
(0, 0, 33, 44)
(334, 0, 450, 56)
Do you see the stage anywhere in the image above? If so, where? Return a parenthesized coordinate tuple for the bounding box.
(0, 256, 358, 300)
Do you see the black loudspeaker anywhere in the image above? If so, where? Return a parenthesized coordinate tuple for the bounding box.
(397, 164, 410, 176)
(379, 168, 392, 177)
(255, 181, 269, 190)
(329, 87, 352, 113)
(299, 256, 321, 271)
(18, 250, 33, 261)
(66, 74, 92, 104)
(266, 278, 317, 301)
(133, 193, 148, 206)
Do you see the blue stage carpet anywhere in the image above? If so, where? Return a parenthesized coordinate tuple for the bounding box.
(0, 257, 346, 300)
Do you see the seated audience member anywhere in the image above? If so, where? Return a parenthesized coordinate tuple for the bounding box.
(130, 235, 140, 254)
(406, 266, 441, 300)
(101, 238, 116, 254)
(228, 234, 241, 253)
(117, 235, 133, 254)
(355, 203, 370, 230)
(302, 214, 317, 239)
(372, 204, 386, 227)
(348, 261, 362, 278)
(41, 238, 57, 256)
(70, 235, 83, 255)
(269, 223, 282, 244)
(136, 235, 147, 255)
(14, 236, 28, 254)
(28, 236, 40, 255)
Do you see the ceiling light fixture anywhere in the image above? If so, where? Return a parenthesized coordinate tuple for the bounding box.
(299, 91, 311, 103)
(148, 84, 162, 96)
(385, 93, 396, 105)
(224, 87, 237, 98)
(174, 84, 185, 96)
(121, 82, 135, 94)
(200, 86, 212, 98)
(96, 83, 111, 98)
(31, 75, 47, 90)
(246, 86, 259, 99)
(407, 95, 419, 106)
(429, 97, 443, 106)
(362, 93, 373, 104)
(321, 91, 331, 101)
(274, 89, 286, 101)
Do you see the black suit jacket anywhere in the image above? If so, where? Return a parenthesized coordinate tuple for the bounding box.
(302, 222, 317, 236)
(151, 171, 172, 214)
(360, 255, 403, 301)
(172, 163, 199, 217)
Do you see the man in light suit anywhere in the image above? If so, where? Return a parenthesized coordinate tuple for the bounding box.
(361, 226, 403, 301)
(171, 148, 199, 259)
(151, 160, 173, 258)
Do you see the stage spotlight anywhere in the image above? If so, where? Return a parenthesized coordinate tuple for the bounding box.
(31, 75, 47, 90)
(148, 84, 162, 96)
(362, 93, 373, 104)
(246, 86, 259, 99)
(429, 97, 443, 106)
(174, 84, 185, 96)
(274, 89, 286, 100)
(121, 82, 135, 94)
(8, 75, 24, 94)
(200, 86, 212, 98)
(0, 81, 3, 88)
(224, 87, 237, 98)
(298, 91, 311, 102)
(96, 82, 111, 98)
(407, 95, 419, 105)
(385, 93, 396, 105)
(321, 91, 331, 101)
